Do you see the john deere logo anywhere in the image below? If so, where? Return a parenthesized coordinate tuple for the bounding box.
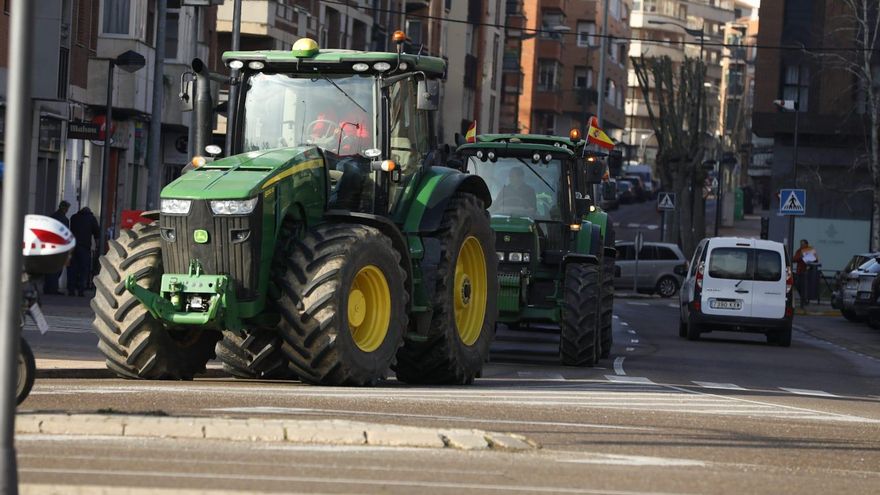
(193, 230, 209, 243)
(504, 235, 511, 242)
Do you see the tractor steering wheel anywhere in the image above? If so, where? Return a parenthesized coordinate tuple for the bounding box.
(306, 119, 339, 142)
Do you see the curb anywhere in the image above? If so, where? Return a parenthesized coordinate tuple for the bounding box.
(15, 413, 540, 452)
(614, 292, 658, 300)
(793, 308, 840, 317)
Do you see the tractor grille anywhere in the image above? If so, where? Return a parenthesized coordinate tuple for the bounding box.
(160, 200, 263, 301)
(496, 231, 533, 254)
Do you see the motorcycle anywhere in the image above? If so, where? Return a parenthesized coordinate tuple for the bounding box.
(16, 214, 75, 405)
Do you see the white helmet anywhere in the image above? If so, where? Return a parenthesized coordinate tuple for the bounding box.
(23, 214, 76, 275)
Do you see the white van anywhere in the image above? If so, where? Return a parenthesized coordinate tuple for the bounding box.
(679, 237, 793, 346)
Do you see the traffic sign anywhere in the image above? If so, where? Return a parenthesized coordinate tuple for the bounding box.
(779, 189, 806, 215)
(657, 192, 676, 211)
(634, 231, 644, 254)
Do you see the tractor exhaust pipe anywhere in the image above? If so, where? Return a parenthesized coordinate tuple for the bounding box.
(191, 58, 215, 157)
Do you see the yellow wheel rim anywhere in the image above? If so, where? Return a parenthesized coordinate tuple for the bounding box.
(348, 265, 391, 352)
(454, 236, 488, 346)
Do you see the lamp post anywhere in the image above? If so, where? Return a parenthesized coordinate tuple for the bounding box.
(98, 50, 146, 256)
(774, 94, 801, 251)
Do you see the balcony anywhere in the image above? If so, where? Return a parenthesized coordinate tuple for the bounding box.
(628, 40, 685, 61)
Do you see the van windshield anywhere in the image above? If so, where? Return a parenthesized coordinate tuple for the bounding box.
(708, 247, 782, 281)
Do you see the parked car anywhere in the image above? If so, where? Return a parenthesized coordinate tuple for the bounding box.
(599, 179, 620, 211)
(614, 241, 687, 297)
(832, 253, 880, 321)
(617, 179, 636, 204)
(847, 258, 880, 320)
(624, 175, 647, 202)
(866, 275, 880, 329)
(679, 237, 793, 346)
(622, 164, 656, 199)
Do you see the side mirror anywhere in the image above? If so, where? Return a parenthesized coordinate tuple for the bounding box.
(454, 132, 465, 147)
(417, 80, 439, 111)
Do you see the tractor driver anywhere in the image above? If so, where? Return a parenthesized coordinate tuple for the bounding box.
(494, 167, 537, 214)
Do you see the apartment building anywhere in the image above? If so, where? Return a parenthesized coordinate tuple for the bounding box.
(752, 0, 874, 258)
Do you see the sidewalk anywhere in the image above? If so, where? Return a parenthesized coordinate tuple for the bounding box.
(716, 209, 768, 238)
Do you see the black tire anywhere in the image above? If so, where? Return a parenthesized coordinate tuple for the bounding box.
(841, 309, 863, 322)
(216, 330, 292, 379)
(678, 318, 687, 338)
(768, 324, 792, 347)
(599, 228, 616, 359)
(91, 222, 219, 379)
(686, 315, 701, 341)
(276, 223, 407, 386)
(559, 263, 601, 366)
(656, 276, 679, 298)
(394, 193, 498, 385)
(17, 337, 35, 405)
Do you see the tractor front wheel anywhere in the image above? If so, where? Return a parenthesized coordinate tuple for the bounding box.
(216, 329, 292, 379)
(91, 222, 219, 379)
(394, 193, 497, 385)
(276, 223, 407, 386)
(560, 263, 601, 366)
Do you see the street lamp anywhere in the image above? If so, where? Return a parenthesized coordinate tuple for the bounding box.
(98, 50, 146, 255)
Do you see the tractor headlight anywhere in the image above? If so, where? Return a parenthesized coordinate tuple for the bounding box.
(160, 199, 192, 215)
(508, 252, 523, 262)
(210, 197, 259, 215)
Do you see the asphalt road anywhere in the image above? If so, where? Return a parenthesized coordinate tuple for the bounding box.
(17, 295, 880, 494)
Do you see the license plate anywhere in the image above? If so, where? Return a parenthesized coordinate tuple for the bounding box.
(857, 292, 872, 301)
(710, 300, 742, 310)
(29, 303, 49, 335)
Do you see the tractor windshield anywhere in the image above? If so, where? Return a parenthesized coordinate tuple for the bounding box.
(467, 157, 563, 222)
(242, 73, 376, 156)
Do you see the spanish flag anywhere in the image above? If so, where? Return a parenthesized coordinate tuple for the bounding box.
(587, 116, 614, 150)
(465, 120, 477, 143)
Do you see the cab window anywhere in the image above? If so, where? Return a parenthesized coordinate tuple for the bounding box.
(389, 78, 429, 185)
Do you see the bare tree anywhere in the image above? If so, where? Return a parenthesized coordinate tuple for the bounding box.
(821, 0, 880, 250)
(631, 55, 708, 256)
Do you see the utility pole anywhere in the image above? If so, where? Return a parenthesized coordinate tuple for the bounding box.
(187, 5, 200, 156)
(225, 0, 242, 156)
(146, 0, 168, 210)
(0, 0, 35, 491)
(99, 60, 116, 253)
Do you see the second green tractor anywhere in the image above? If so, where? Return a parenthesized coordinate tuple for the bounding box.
(457, 134, 616, 365)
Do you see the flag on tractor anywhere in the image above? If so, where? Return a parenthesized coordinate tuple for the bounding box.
(587, 116, 614, 150)
(465, 120, 477, 143)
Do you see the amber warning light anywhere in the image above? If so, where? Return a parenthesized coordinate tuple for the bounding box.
(569, 128, 581, 141)
(393, 31, 407, 43)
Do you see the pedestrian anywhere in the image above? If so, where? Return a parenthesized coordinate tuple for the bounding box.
(43, 200, 70, 295)
(67, 206, 100, 297)
(792, 239, 819, 307)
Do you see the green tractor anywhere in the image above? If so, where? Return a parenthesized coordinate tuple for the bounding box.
(90, 37, 498, 385)
(456, 133, 616, 365)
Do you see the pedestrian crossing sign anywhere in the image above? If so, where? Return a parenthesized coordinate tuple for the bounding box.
(657, 192, 676, 211)
(779, 189, 806, 215)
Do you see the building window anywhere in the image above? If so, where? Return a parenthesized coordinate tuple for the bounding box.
(606, 79, 616, 103)
(782, 64, 809, 111)
(610, 0, 620, 20)
(618, 44, 627, 65)
(103, 0, 130, 35)
(537, 60, 558, 91)
(535, 112, 556, 135)
(540, 11, 564, 39)
(574, 67, 593, 89)
(165, 1, 180, 60)
(577, 21, 595, 47)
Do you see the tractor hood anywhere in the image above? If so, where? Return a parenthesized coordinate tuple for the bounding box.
(490, 215, 538, 234)
(160, 147, 324, 200)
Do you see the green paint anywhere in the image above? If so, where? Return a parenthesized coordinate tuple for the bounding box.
(222, 49, 446, 77)
(193, 230, 209, 244)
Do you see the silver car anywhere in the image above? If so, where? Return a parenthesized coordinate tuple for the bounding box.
(833, 253, 880, 320)
(614, 241, 688, 297)
(838, 257, 880, 321)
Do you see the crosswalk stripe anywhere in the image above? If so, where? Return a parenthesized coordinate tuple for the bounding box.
(779, 387, 838, 398)
(692, 382, 746, 391)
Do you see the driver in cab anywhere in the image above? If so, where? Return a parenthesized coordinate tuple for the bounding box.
(494, 167, 537, 214)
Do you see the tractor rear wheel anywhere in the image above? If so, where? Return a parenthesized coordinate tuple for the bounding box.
(560, 263, 601, 366)
(276, 223, 407, 386)
(91, 222, 219, 379)
(394, 193, 497, 385)
(216, 330, 291, 379)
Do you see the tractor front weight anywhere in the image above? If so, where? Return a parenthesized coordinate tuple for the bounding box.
(125, 260, 241, 332)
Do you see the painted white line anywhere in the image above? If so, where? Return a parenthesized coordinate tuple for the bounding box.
(612, 315, 620, 319)
(517, 371, 565, 380)
(692, 381, 747, 391)
(626, 302, 650, 306)
(645, 225, 659, 231)
(613, 357, 626, 376)
(627, 329, 636, 334)
(557, 453, 706, 467)
(780, 387, 838, 398)
(626, 223, 641, 228)
(606, 375, 655, 385)
(16, 467, 676, 495)
(667, 304, 678, 308)
(630, 339, 640, 344)
(626, 347, 635, 352)
(621, 321, 629, 326)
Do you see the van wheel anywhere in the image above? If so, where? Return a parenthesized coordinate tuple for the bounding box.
(768, 325, 792, 347)
(686, 317, 701, 341)
(678, 319, 687, 338)
(841, 309, 863, 322)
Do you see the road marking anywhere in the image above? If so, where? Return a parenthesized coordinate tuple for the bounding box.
(517, 371, 565, 380)
(626, 223, 641, 228)
(630, 339, 639, 344)
(626, 347, 635, 352)
(17, 467, 678, 495)
(627, 329, 636, 334)
(612, 315, 620, 319)
(620, 321, 629, 326)
(667, 304, 678, 308)
(692, 382, 746, 391)
(780, 388, 838, 398)
(626, 302, 650, 306)
(557, 453, 706, 467)
(645, 225, 659, 231)
(613, 357, 626, 376)
(605, 376, 655, 385)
